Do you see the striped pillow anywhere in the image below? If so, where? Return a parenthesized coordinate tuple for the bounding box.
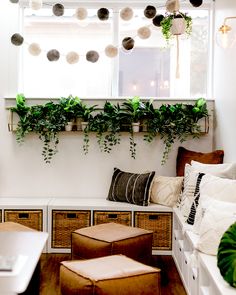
(107, 168, 155, 206)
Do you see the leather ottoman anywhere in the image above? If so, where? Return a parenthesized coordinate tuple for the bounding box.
(60, 255, 161, 295)
(71, 222, 153, 264)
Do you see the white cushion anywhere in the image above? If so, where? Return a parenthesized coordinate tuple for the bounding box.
(150, 176, 183, 207)
(197, 206, 236, 255)
(191, 160, 236, 179)
(193, 196, 236, 234)
(200, 174, 236, 202)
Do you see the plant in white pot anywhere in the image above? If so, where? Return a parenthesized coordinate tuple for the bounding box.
(59, 96, 80, 131)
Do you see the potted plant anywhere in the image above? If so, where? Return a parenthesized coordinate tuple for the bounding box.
(160, 12, 192, 43)
(59, 96, 81, 131)
(75, 101, 98, 154)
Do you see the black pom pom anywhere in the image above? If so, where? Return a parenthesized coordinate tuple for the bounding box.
(11, 33, 24, 46)
(152, 14, 164, 27)
(53, 4, 64, 16)
(189, 0, 203, 7)
(122, 37, 135, 50)
(144, 6, 156, 19)
(97, 8, 109, 21)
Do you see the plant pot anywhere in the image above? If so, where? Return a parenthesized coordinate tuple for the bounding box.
(65, 121, 73, 132)
(170, 18, 186, 35)
(81, 121, 89, 131)
(132, 122, 140, 133)
(76, 117, 82, 131)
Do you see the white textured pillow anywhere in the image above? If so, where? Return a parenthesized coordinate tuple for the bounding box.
(150, 176, 183, 207)
(200, 174, 236, 202)
(178, 164, 204, 219)
(191, 160, 236, 179)
(193, 196, 236, 234)
(197, 207, 236, 255)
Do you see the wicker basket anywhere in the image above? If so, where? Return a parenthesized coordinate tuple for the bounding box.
(134, 212, 172, 250)
(4, 210, 43, 231)
(93, 211, 132, 226)
(52, 210, 91, 248)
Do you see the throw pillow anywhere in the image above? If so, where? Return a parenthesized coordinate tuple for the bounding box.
(150, 176, 184, 207)
(197, 207, 236, 255)
(107, 168, 155, 206)
(193, 197, 236, 234)
(176, 146, 224, 176)
(178, 164, 205, 219)
(191, 160, 236, 179)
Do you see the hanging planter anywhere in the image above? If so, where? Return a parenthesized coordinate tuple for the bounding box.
(170, 16, 186, 35)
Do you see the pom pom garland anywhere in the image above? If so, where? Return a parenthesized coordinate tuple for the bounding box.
(122, 37, 135, 50)
(105, 45, 118, 58)
(144, 6, 156, 19)
(75, 8, 88, 20)
(137, 26, 151, 39)
(86, 50, 99, 63)
(47, 49, 60, 61)
(66, 52, 79, 64)
(97, 8, 109, 21)
(53, 3, 64, 17)
(120, 7, 134, 21)
(28, 43, 41, 56)
(29, 0, 42, 10)
(11, 33, 24, 46)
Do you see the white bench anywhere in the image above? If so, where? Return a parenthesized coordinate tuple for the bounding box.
(173, 207, 235, 295)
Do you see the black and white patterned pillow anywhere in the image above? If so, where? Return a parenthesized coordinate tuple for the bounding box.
(107, 168, 155, 206)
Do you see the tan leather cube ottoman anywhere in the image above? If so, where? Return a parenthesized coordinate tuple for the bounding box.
(71, 222, 153, 265)
(60, 255, 161, 295)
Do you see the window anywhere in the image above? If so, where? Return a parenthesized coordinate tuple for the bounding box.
(20, 1, 212, 98)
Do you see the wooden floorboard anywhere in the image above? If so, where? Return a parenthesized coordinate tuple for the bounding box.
(39, 254, 187, 295)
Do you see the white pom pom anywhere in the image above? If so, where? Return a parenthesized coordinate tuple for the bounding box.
(28, 43, 41, 56)
(120, 7, 134, 21)
(105, 45, 118, 58)
(137, 26, 151, 39)
(165, 0, 180, 13)
(29, 0, 42, 10)
(75, 7, 88, 20)
(66, 52, 79, 64)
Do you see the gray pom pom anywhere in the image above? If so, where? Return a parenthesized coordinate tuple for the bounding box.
(122, 37, 135, 50)
(47, 49, 60, 61)
(9, 0, 19, 3)
(11, 33, 24, 46)
(53, 3, 64, 16)
(97, 8, 109, 21)
(86, 51, 99, 63)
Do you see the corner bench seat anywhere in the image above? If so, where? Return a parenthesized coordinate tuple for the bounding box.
(173, 207, 235, 295)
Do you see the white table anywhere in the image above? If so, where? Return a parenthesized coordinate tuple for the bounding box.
(0, 231, 48, 295)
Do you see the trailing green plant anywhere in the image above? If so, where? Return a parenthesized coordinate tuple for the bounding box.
(11, 95, 209, 165)
(160, 12, 192, 43)
(11, 94, 31, 144)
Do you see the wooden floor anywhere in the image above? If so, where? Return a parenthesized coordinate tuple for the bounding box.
(39, 254, 187, 295)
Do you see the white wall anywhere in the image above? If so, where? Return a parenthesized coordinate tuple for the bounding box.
(214, 0, 236, 161)
(0, 0, 213, 199)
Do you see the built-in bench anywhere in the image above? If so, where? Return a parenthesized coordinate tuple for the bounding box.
(0, 197, 235, 294)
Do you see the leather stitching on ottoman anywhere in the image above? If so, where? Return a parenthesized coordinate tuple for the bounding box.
(71, 223, 153, 264)
(60, 255, 161, 295)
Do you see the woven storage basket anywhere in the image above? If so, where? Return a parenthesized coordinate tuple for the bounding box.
(52, 210, 91, 248)
(4, 210, 43, 231)
(93, 211, 132, 226)
(134, 212, 172, 250)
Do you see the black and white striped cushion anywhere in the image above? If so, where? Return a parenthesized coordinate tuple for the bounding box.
(107, 168, 155, 206)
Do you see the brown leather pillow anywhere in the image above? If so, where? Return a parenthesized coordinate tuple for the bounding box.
(176, 147, 224, 176)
